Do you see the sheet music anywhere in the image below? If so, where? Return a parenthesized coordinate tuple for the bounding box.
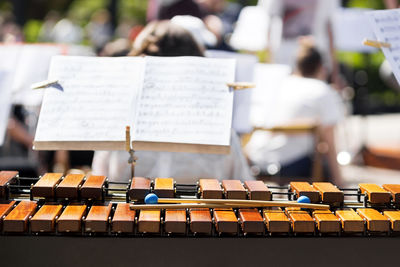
(206, 50, 257, 134)
(34, 56, 144, 148)
(367, 9, 400, 84)
(0, 46, 20, 146)
(134, 56, 235, 146)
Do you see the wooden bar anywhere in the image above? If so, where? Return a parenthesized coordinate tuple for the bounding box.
(80, 175, 106, 199)
(359, 184, 391, 204)
(222, 180, 246, 199)
(335, 209, 364, 233)
(57, 205, 87, 232)
(85, 204, 112, 233)
(112, 203, 135, 233)
(357, 208, 390, 232)
(244, 181, 271, 200)
(263, 208, 290, 234)
(286, 207, 314, 234)
(213, 208, 238, 234)
(0, 171, 18, 198)
(238, 208, 264, 234)
(312, 210, 340, 234)
(153, 178, 174, 198)
(164, 209, 186, 234)
(189, 208, 212, 234)
(30, 204, 63, 232)
(383, 210, 400, 232)
(312, 182, 344, 203)
(0, 201, 15, 231)
(138, 210, 160, 233)
(32, 173, 63, 198)
(56, 174, 85, 199)
(129, 177, 151, 200)
(382, 184, 400, 204)
(290, 182, 320, 203)
(199, 179, 222, 199)
(3, 201, 37, 232)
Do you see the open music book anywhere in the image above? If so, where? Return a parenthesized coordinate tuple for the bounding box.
(33, 56, 235, 154)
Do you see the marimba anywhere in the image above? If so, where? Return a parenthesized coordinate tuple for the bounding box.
(1, 170, 400, 266)
(1, 170, 400, 237)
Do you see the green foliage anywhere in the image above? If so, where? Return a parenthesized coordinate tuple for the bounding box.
(23, 20, 42, 43)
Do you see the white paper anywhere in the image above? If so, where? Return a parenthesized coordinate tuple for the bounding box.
(206, 50, 257, 133)
(35, 56, 144, 145)
(333, 8, 377, 53)
(367, 9, 400, 84)
(11, 44, 65, 106)
(229, 6, 270, 51)
(0, 46, 20, 146)
(250, 63, 292, 127)
(134, 56, 235, 146)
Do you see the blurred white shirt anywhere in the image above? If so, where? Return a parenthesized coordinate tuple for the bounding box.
(245, 75, 344, 167)
(92, 130, 253, 183)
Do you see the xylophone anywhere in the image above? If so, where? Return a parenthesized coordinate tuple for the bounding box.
(1, 170, 400, 266)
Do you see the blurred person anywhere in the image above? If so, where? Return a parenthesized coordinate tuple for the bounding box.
(86, 9, 113, 53)
(0, 13, 23, 43)
(244, 41, 344, 185)
(156, 0, 202, 20)
(51, 13, 83, 44)
(99, 38, 131, 57)
(92, 21, 253, 182)
(38, 11, 60, 42)
(258, 0, 345, 89)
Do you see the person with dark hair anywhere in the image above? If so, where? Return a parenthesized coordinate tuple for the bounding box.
(92, 21, 253, 183)
(245, 41, 344, 184)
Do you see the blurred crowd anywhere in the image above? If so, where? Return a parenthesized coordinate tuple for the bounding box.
(0, 0, 398, 187)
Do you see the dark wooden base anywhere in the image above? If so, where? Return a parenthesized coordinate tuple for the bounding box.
(0, 236, 399, 267)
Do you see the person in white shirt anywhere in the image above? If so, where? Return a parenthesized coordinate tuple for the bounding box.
(245, 41, 344, 184)
(92, 21, 253, 183)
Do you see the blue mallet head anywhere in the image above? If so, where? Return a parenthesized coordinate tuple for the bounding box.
(297, 195, 311, 204)
(144, 193, 159, 204)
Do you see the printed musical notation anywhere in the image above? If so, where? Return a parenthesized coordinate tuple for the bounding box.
(35, 56, 143, 145)
(34, 56, 235, 151)
(367, 9, 400, 83)
(134, 57, 235, 146)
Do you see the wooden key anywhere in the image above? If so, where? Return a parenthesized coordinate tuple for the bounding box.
(30, 204, 63, 232)
(290, 182, 320, 203)
(189, 208, 212, 234)
(312, 182, 344, 203)
(112, 203, 135, 233)
(85, 204, 112, 233)
(0, 201, 15, 231)
(138, 210, 160, 233)
(382, 184, 400, 204)
(312, 210, 340, 234)
(3, 201, 37, 232)
(164, 209, 187, 234)
(263, 208, 290, 233)
(238, 208, 264, 234)
(214, 208, 238, 234)
(129, 177, 151, 200)
(359, 184, 391, 204)
(383, 210, 400, 232)
(80, 175, 107, 199)
(32, 173, 63, 198)
(357, 208, 390, 232)
(222, 180, 246, 199)
(56, 174, 85, 199)
(57, 205, 87, 232)
(154, 178, 174, 198)
(335, 209, 364, 233)
(286, 208, 314, 233)
(244, 181, 271, 200)
(0, 171, 18, 198)
(199, 179, 222, 199)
